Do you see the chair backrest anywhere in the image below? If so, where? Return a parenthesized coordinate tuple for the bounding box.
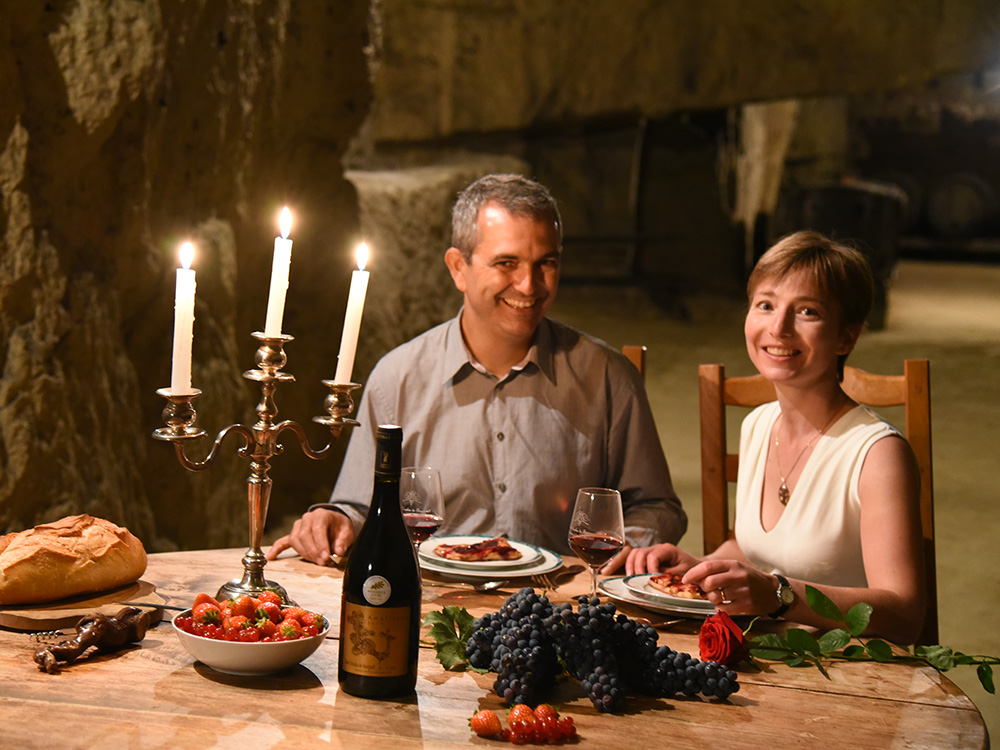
(698, 359, 936, 645)
(623, 345, 646, 378)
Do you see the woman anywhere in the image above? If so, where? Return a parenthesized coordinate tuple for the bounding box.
(627, 231, 925, 643)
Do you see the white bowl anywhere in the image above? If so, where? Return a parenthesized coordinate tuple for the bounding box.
(172, 609, 330, 676)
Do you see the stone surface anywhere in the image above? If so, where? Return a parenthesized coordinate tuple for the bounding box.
(367, 0, 1000, 142)
(0, 1, 369, 549)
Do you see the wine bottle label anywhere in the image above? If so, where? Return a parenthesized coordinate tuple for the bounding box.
(362, 575, 391, 605)
(341, 601, 411, 677)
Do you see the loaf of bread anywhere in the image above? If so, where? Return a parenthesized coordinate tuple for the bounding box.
(0, 514, 147, 605)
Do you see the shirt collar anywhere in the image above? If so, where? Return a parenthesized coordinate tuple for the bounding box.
(442, 310, 558, 385)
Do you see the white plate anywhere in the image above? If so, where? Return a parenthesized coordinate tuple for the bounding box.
(419, 543, 563, 579)
(418, 535, 543, 570)
(599, 576, 713, 618)
(623, 574, 715, 611)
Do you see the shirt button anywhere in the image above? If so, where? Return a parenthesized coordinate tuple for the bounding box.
(498, 483, 507, 492)
(497, 432, 505, 441)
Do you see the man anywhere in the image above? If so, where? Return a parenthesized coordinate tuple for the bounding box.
(267, 174, 685, 571)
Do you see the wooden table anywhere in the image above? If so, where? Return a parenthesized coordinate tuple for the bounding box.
(0, 549, 987, 749)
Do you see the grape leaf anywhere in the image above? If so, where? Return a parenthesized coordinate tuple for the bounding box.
(422, 606, 476, 671)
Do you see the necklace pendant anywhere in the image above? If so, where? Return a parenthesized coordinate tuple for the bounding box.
(778, 482, 790, 505)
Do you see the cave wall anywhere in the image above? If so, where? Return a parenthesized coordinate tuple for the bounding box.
(0, 1, 370, 549)
(358, 0, 1000, 297)
(366, 0, 1000, 143)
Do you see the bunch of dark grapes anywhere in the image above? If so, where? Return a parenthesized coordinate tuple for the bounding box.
(465, 589, 739, 712)
(546, 597, 629, 712)
(639, 647, 740, 700)
(466, 588, 561, 705)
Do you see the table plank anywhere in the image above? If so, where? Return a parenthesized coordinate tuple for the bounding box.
(0, 548, 985, 749)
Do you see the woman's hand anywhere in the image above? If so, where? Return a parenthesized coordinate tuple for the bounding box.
(683, 559, 782, 614)
(625, 543, 701, 576)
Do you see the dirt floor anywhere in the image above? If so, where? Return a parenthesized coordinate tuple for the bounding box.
(552, 258, 1000, 740)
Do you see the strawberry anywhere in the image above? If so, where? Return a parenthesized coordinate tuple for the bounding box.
(192, 602, 222, 625)
(256, 601, 282, 624)
(281, 606, 309, 623)
(257, 619, 278, 640)
(229, 594, 257, 620)
(193, 592, 220, 609)
(507, 704, 536, 726)
(533, 704, 558, 723)
(469, 709, 502, 737)
(257, 590, 283, 606)
(278, 618, 304, 640)
(299, 610, 323, 628)
(223, 614, 250, 633)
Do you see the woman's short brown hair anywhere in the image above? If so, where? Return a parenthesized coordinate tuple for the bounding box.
(748, 230, 875, 331)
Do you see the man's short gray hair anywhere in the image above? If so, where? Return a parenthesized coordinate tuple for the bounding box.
(451, 174, 563, 260)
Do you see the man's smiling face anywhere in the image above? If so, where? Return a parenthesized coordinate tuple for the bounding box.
(446, 202, 561, 353)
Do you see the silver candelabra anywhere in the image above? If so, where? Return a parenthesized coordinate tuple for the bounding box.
(153, 331, 359, 603)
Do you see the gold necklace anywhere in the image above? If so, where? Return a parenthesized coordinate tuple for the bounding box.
(773, 409, 845, 505)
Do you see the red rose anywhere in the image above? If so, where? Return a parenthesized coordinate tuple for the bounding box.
(699, 611, 749, 666)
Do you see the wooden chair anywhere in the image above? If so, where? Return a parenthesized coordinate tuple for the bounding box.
(699, 359, 937, 645)
(623, 345, 646, 378)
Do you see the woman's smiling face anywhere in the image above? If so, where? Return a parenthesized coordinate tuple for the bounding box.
(744, 269, 859, 387)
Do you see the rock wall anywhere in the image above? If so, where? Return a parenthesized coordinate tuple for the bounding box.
(0, 1, 370, 549)
(367, 0, 1000, 143)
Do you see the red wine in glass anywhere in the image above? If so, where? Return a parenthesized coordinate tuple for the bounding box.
(568, 488, 625, 598)
(401, 467, 445, 555)
(404, 512, 444, 544)
(569, 533, 624, 567)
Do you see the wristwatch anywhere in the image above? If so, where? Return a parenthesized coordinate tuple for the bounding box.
(769, 574, 795, 618)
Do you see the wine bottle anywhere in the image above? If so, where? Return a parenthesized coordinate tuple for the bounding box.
(338, 424, 421, 697)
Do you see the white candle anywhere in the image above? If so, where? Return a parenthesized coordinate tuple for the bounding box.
(334, 243, 371, 383)
(170, 242, 196, 394)
(264, 206, 293, 337)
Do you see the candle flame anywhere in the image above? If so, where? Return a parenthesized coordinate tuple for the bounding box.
(356, 242, 369, 271)
(179, 242, 195, 270)
(279, 207, 293, 239)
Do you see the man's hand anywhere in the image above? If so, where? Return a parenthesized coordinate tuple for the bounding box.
(265, 508, 355, 566)
(624, 543, 700, 576)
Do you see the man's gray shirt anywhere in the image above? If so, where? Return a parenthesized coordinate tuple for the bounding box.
(320, 313, 686, 554)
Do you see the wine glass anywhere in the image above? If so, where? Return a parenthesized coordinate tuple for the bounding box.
(568, 487, 625, 599)
(400, 466, 446, 556)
